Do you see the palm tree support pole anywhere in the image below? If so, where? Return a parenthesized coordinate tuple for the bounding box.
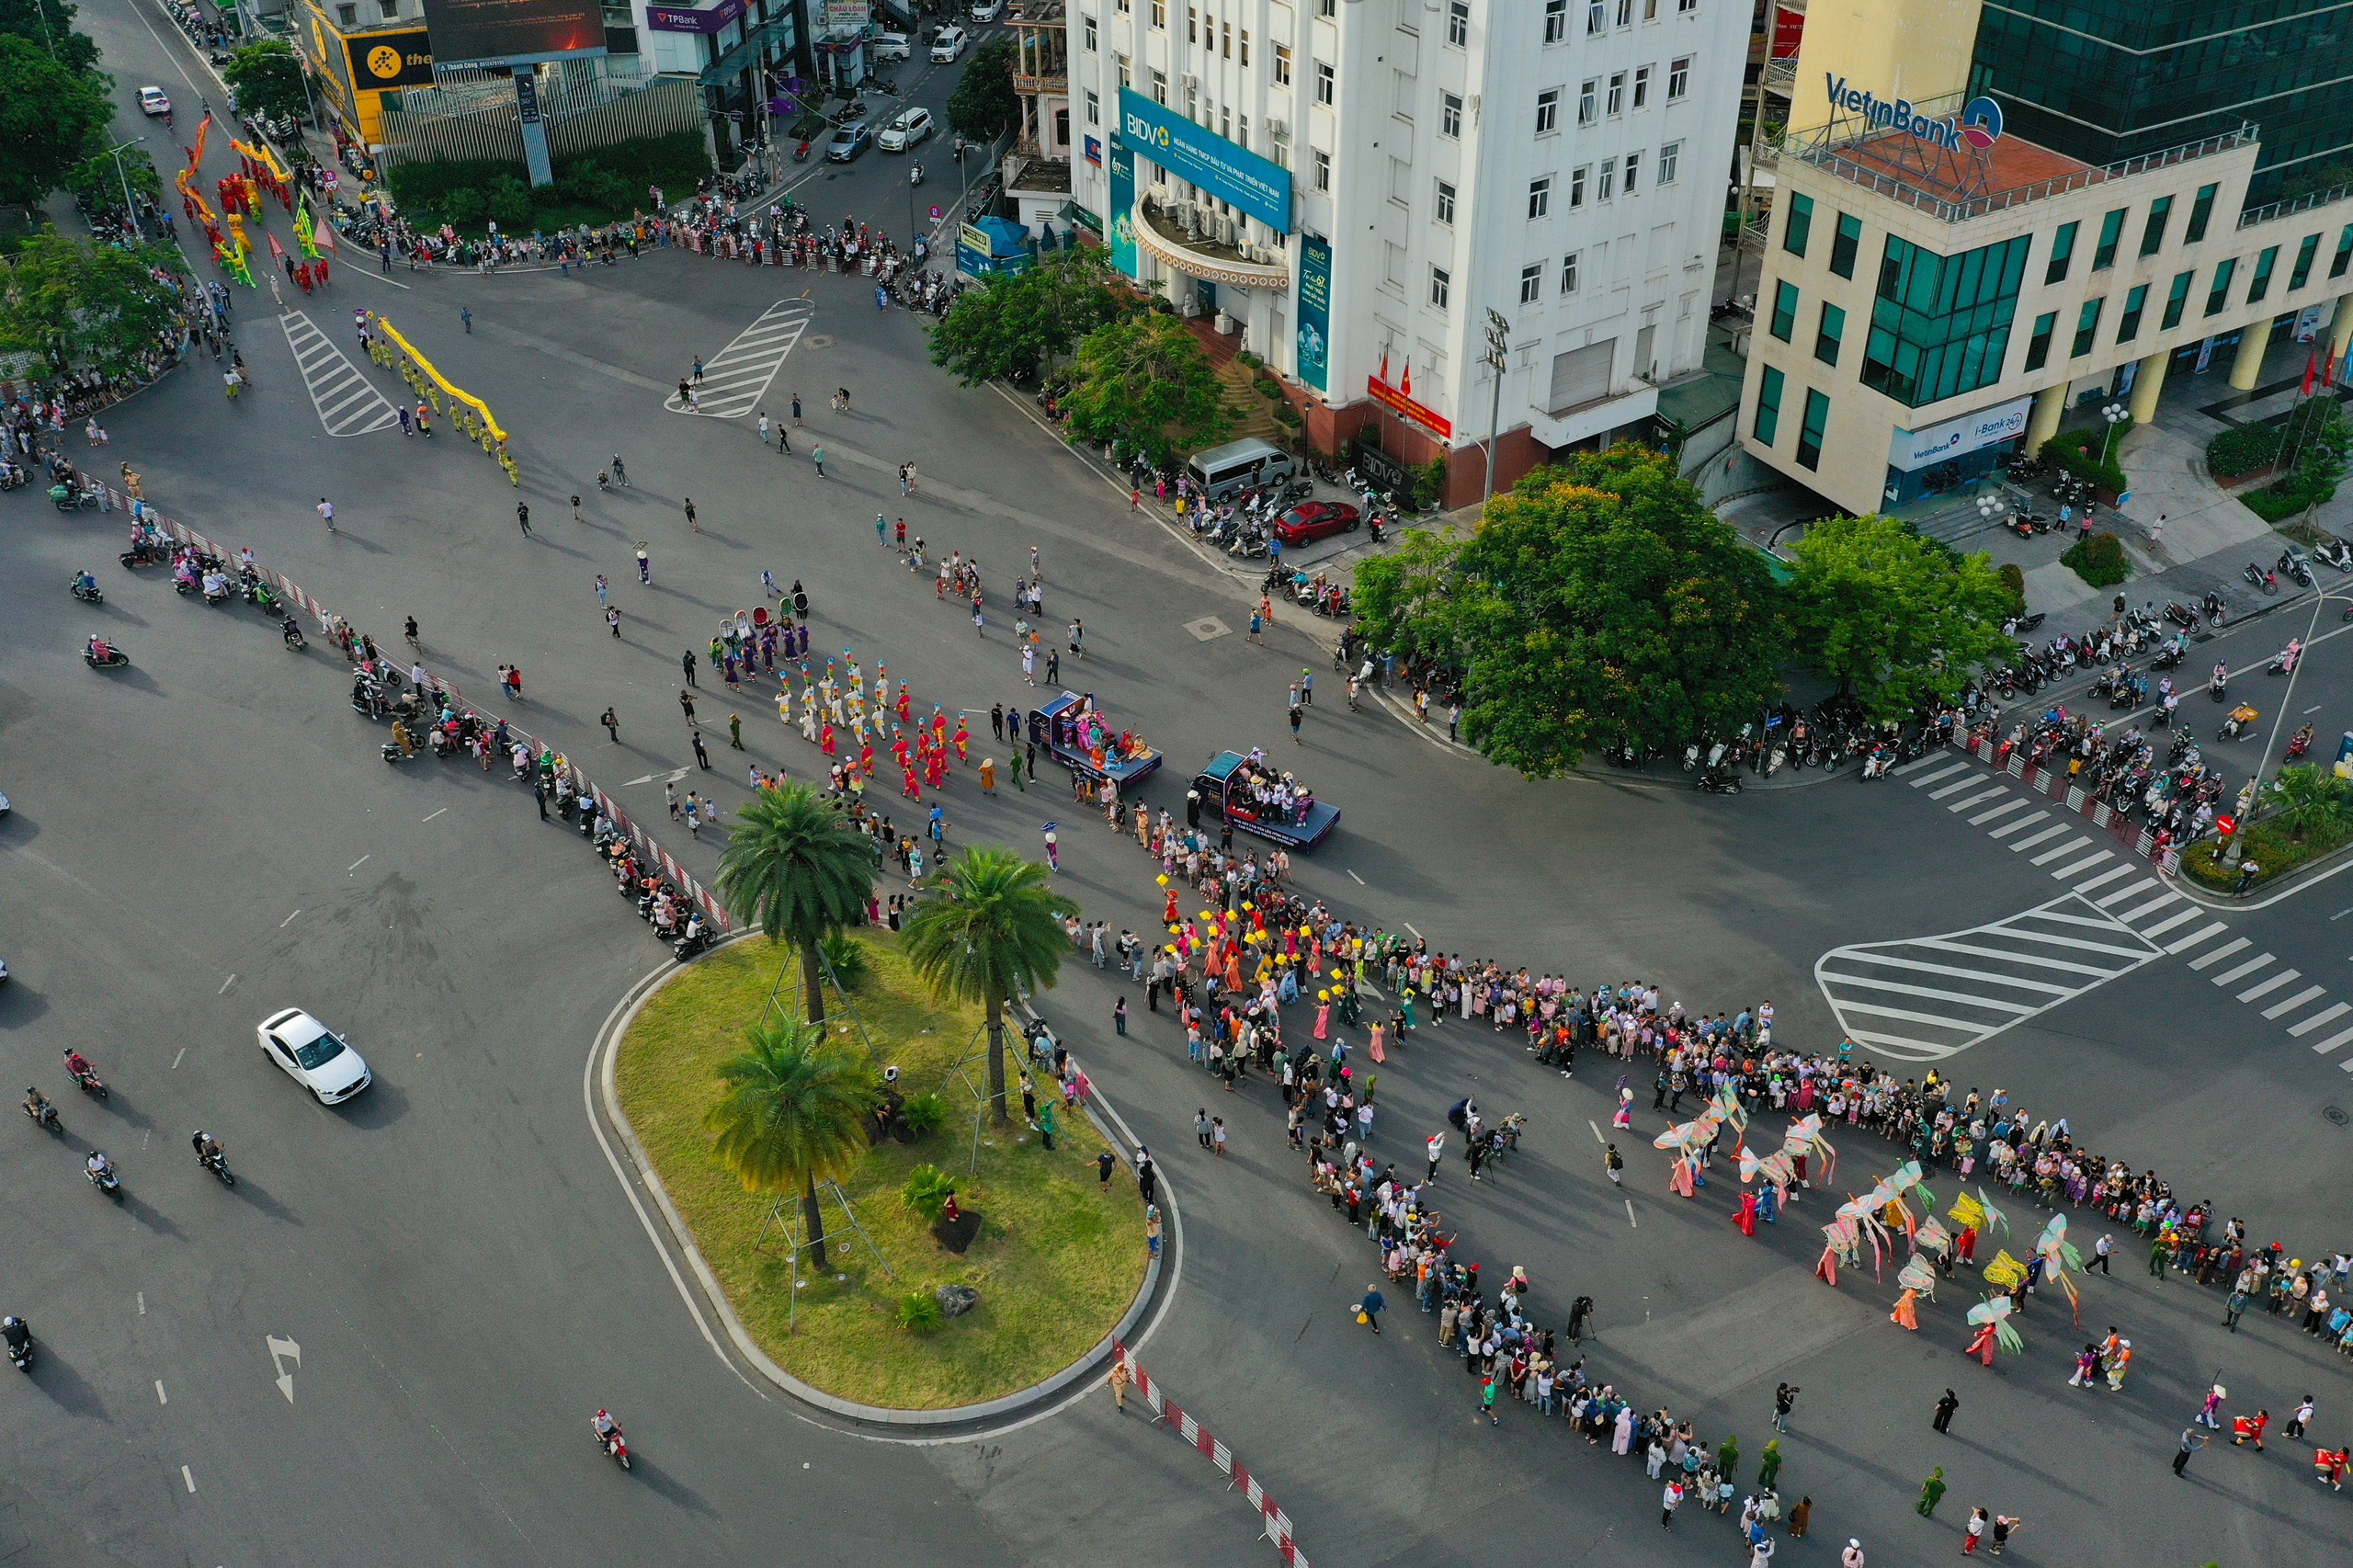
(753, 1178, 895, 1332)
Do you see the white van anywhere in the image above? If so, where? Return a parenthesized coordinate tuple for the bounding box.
(870, 30, 912, 60)
(1186, 437, 1294, 501)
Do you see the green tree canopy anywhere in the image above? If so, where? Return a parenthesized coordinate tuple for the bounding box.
(946, 37, 1020, 142)
(1352, 446, 1786, 775)
(899, 846, 1074, 1125)
(1063, 312, 1232, 464)
(714, 781, 874, 1026)
(0, 35, 113, 213)
(2265, 763, 2353, 842)
(1784, 513, 2015, 722)
(928, 248, 1136, 385)
(225, 40, 312, 127)
(0, 234, 188, 379)
(0, 0, 98, 74)
(703, 1017, 877, 1269)
(66, 144, 161, 217)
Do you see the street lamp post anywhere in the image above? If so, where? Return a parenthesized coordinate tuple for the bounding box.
(2230, 584, 2350, 869)
(98, 137, 149, 241)
(1480, 307, 1509, 506)
(2097, 399, 2130, 469)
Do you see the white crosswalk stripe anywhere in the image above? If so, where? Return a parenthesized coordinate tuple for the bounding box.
(279, 311, 399, 436)
(1815, 893, 2167, 1062)
(664, 300, 814, 420)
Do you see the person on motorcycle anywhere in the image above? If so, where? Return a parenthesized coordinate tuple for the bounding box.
(74, 569, 97, 597)
(191, 1130, 223, 1165)
(2226, 702, 2259, 731)
(85, 635, 113, 664)
(281, 615, 303, 644)
(592, 1410, 623, 1449)
(2211, 661, 2229, 693)
(2289, 724, 2315, 758)
(85, 1151, 114, 1184)
(24, 1086, 54, 1123)
(2280, 638, 2303, 674)
(63, 1051, 92, 1082)
(3, 1316, 29, 1355)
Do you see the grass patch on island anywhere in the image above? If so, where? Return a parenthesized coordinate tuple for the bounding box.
(615, 934, 1146, 1410)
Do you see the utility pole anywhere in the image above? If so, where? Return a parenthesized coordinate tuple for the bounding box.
(99, 137, 148, 240)
(1481, 307, 1510, 505)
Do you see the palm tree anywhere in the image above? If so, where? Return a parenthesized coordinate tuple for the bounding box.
(704, 1017, 876, 1269)
(2266, 763, 2352, 841)
(715, 782, 874, 1027)
(899, 846, 1076, 1124)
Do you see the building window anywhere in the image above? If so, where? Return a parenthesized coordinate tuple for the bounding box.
(2044, 221, 2076, 285)
(1313, 149, 1331, 191)
(1769, 280, 1799, 342)
(2116, 283, 2149, 344)
(1678, 0, 1695, 10)
(1859, 232, 2029, 407)
(1448, 0, 1470, 45)
(1221, 20, 1232, 57)
(1754, 365, 1784, 445)
(1536, 89, 1561, 135)
(1529, 176, 1552, 219)
(1242, 28, 1251, 63)
(1150, 68, 1166, 104)
(1083, 16, 1097, 48)
(2023, 311, 2056, 371)
(1086, 90, 1100, 124)
(1623, 150, 1641, 192)
(2334, 225, 2353, 279)
(1315, 0, 1334, 13)
(1667, 57, 1689, 100)
(1545, 0, 1568, 42)
(1617, 0, 1633, 23)
(1632, 66, 1651, 109)
(1782, 192, 1813, 257)
(1587, 1, 1606, 35)
(1275, 44, 1292, 85)
(1440, 92, 1461, 137)
(1658, 141, 1679, 186)
(1829, 211, 1861, 279)
(1117, 52, 1131, 87)
(1435, 180, 1456, 224)
(1315, 62, 1335, 105)
(1562, 251, 1581, 293)
(2161, 269, 2193, 329)
(1795, 389, 1829, 471)
(1578, 80, 1597, 126)
(2291, 232, 2322, 291)
(1815, 301, 1845, 366)
(2139, 196, 2172, 257)
(2092, 208, 2126, 271)
(1430, 266, 1452, 310)
(1520, 263, 1544, 305)
(1570, 165, 1588, 207)
(2246, 244, 2280, 304)
(378, 0, 398, 17)
(336, 2, 357, 21)
(2204, 257, 2236, 316)
(1606, 73, 1625, 116)
(1597, 158, 1615, 200)
(1150, 0, 1165, 26)
(2071, 298, 2104, 358)
(2187, 183, 2217, 244)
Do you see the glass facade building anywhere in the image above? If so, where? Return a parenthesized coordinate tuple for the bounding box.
(1861, 233, 2032, 407)
(1969, 0, 2353, 204)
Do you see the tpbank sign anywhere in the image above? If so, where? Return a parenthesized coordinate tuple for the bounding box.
(1118, 87, 1292, 233)
(1824, 76, 2003, 152)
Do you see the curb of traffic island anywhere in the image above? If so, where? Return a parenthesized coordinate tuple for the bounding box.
(591, 931, 1175, 1431)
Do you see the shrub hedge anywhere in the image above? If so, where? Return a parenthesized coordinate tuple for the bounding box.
(2060, 529, 2129, 587)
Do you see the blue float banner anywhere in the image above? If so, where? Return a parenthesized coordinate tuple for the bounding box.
(1296, 233, 1331, 392)
(1118, 86, 1292, 233)
(1108, 139, 1138, 278)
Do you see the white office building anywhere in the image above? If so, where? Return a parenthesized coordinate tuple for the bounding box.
(1063, 0, 1746, 503)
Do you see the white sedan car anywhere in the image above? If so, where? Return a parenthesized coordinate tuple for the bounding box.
(930, 25, 968, 61)
(137, 85, 171, 117)
(256, 1008, 373, 1105)
(879, 106, 934, 151)
(972, 0, 1005, 19)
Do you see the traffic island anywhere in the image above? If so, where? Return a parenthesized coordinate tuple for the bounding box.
(611, 934, 1149, 1414)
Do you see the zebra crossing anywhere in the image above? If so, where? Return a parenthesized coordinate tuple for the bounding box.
(1847, 749, 2353, 1069)
(278, 311, 400, 437)
(663, 300, 814, 420)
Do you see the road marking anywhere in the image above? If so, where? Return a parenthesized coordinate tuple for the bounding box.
(1905, 759, 1970, 788)
(182, 1466, 196, 1494)
(1970, 798, 2030, 825)
(346, 266, 412, 290)
(280, 909, 301, 927)
(2029, 836, 2093, 865)
(621, 773, 655, 787)
(2235, 967, 2298, 1001)
(664, 300, 815, 419)
(2050, 852, 2114, 879)
(2188, 937, 2253, 970)
(2306, 705, 2325, 714)
(2289, 1002, 2352, 1036)
(421, 807, 448, 823)
(2313, 1023, 2353, 1054)
(219, 973, 236, 994)
(156, 1381, 167, 1404)
(1347, 869, 1366, 885)
(347, 855, 369, 872)
(2116, 893, 2181, 925)
(1589, 1119, 1606, 1144)
(2138, 907, 2202, 939)
(2010, 824, 2073, 853)
(1988, 810, 2050, 839)
(137, 1293, 144, 1315)
(2075, 865, 2138, 894)
(278, 311, 400, 436)
(1625, 1199, 1638, 1229)
(1946, 786, 2008, 813)
(1927, 776, 1985, 801)
(2166, 923, 2231, 954)
(1404, 923, 1423, 939)
(2095, 877, 2160, 906)
(2209, 954, 2275, 987)
(267, 1335, 301, 1402)
(1893, 751, 1955, 778)
(2263, 983, 2328, 1018)
(171, 1049, 186, 1070)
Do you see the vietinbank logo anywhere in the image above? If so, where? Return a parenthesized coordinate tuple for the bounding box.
(1825, 75, 2004, 152)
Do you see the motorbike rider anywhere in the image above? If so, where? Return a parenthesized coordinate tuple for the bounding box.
(85, 634, 114, 664)
(2289, 723, 2315, 757)
(2210, 660, 2229, 695)
(191, 1130, 224, 1167)
(85, 1150, 115, 1185)
(2226, 702, 2259, 733)
(2280, 638, 2304, 674)
(3, 1315, 28, 1355)
(592, 1410, 623, 1450)
(73, 568, 97, 597)
(63, 1051, 93, 1083)
(281, 614, 304, 645)
(23, 1086, 55, 1123)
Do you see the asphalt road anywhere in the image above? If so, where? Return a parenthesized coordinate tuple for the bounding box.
(10, 0, 2351, 1562)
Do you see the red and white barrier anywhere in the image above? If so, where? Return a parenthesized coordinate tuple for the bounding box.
(1956, 733, 2181, 873)
(1113, 1344, 1312, 1567)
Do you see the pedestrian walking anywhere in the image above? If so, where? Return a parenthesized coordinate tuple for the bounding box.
(790, 393, 801, 424)
(1107, 1357, 1131, 1413)
(2288, 1395, 2316, 1440)
(2091, 1233, 2112, 1273)
(1774, 1382, 1799, 1433)
(1662, 1479, 1683, 1529)
(611, 455, 628, 485)
(683, 651, 699, 687)
(1843, 1541, 1866, 1568)
(1357, 1284, 1385, 1335)
(1113, 996, 1128, 1036)
(1290, 705, 1303, 744)
(692, 732, 710, 770)
(317, 496, 335, 531)
(517, 502, 532, 538)
(1962, 1507, 1987, 1555)
(607, 607, 622, 637)
(1917, 1467, 1946, 1517)
(1097, 1150, 1117, 1187)
(728, 713, 744, 750)
(2174, 1426, 2208, 1476)
(1605, 1142, 1623, 1184)
(1933, 1388, 1958, 1433)
(680, 688, 699, 726)
(571, 494, 583, 526)
(601, 706, 620, 742)
(812, 444, 826, 478)
(684, 497, 699, 533)
(596, 574, 610, 608)
(636, 542, 652, 584)
(1988, 1515, 2020, 1557)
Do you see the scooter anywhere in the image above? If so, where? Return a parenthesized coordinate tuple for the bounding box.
(2317, 536, 2353, 573)
(1697, 767, 1744, 795)
(4, 1319, 32, 1373)
(597, 1424, 632, 1471)
(69, 574, 104, 605)
(83, 644, 129, 669)
(909, 163, 925, 187)
(1859, 744, 1896, 781)
(282, 617, 305, 650)
(23, 1096, 60, 1133)
(86, 1156, 123, 1202)
(794, 141, 812, 162)
(2219, 705, 2259, 741)
(198, 1146, 234, 1187)
(2244, 562, 2280, 596)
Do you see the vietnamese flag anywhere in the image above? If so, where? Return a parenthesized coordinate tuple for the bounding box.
(2303, 351, 2318, 397)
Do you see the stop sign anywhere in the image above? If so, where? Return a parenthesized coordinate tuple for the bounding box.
(2216, 815, 2238, 836)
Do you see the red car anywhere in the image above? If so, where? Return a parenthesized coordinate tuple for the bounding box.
(1269, 501, 1361, 546)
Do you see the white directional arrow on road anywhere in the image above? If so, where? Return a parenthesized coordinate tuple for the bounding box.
(267, 1335, 301, 1402)
(618, 768, 693, 788)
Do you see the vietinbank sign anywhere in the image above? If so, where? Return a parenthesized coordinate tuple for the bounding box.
(1118, 87, 1292, 233)
(1824, 76, 2003, 151)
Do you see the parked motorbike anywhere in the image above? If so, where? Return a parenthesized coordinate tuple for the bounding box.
(2245, 561, 2280, 595)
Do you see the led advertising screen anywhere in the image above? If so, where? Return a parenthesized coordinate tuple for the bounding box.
(422, 0, 607, 68)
